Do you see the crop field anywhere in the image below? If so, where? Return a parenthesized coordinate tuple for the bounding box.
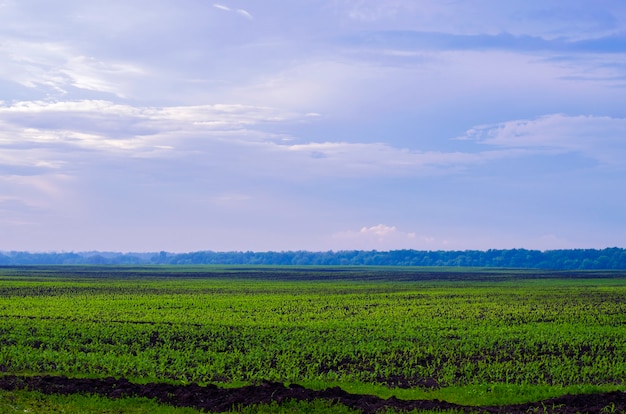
(0, 265, 625, 413)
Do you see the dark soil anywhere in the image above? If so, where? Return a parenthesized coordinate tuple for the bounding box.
(0, 375, 624, 413)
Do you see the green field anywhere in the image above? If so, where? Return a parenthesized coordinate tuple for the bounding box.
(0, 266, 625, 413)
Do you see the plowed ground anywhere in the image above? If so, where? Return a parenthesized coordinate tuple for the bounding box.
(1, 375, 624, 413)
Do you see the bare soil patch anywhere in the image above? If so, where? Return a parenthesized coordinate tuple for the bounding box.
(0, 375, 624, 413)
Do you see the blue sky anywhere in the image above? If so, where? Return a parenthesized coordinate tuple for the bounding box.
(1, 0, 625, 252)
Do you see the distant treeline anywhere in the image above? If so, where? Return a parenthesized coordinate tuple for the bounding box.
(1, 248, 626, 269)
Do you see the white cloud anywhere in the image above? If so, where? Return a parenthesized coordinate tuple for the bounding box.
(61, 56, 144, 97)
(464, 114, 626, 168)
(334, 223, 406, 239)
(280, 141, 524, 178)
(360, 224, 398, 237)
(0, 100, 305, 153)
(6, 101, 623, 190)
(213, 4, 231, 12)
(236, 9, 253, 20)
(0, 1, 624, 253)
(213, 4, 253, 20)
(0, 147, 65, 173)
(0, 40, 144, 97)
(0, 99, 526, 181)
(331, 224, 433, 250)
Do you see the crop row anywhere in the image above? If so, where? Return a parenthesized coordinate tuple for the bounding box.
(1, 273, 625, 390)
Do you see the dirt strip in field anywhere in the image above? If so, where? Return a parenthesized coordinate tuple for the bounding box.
(0, 375, 624, 413)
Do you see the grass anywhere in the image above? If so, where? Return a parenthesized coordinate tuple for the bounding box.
(0, 389, 469, 414)
(0, 389, 201, 414)
(1, 265, 625, 412)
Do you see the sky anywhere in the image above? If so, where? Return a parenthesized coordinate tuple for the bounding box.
(1, 0, 625, 253)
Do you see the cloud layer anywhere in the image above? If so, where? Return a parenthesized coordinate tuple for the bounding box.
(1, 1, 625, 251)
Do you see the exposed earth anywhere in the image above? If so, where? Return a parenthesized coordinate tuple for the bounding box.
(0, 375, 624, 413)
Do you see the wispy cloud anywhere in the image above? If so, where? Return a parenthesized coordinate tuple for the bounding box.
(463, 114, 626, 169)
(213, 4, 253, 20)
(0, 100, 303, 152)
(280, 141, 521, 177)
(213, 4, 231, 12)
(236, 9, 253, 20)
(10, 100, 615, 185)
(0, 40, 144, 97)
(335, 1, 625, 39)
(344, 31, 626, 54)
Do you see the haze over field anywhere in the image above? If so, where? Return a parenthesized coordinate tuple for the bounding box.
(1, 1, 625, 252)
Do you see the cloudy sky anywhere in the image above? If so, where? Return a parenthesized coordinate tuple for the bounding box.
(1, 1, 625, 252)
